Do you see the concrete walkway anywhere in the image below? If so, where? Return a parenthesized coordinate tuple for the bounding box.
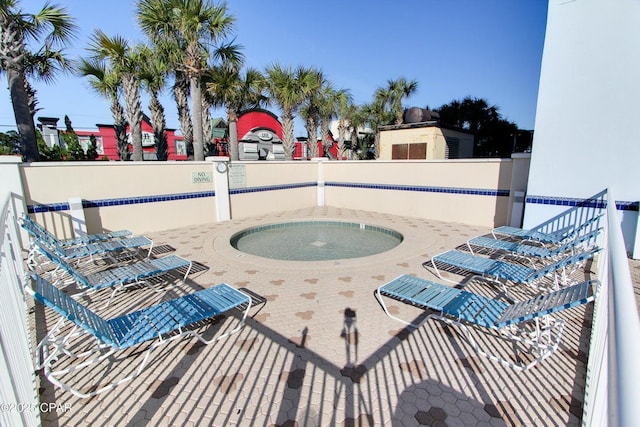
(35, 207, 598, 426)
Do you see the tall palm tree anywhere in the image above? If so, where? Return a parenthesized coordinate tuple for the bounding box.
(137, 0, 240, 161)
(264, 64, 309, 160)
(299, 68, 325, 159)
(318, 85, 349, 159)
(87, 30, 144, 161)
(363, 97, 393, 158)
(0, 0, 77, 161)
(335, 89, 354, 160)
(77, 58, 129, 160)
(381, 77, 419, 125)
(138, 44, 169, 160)
(206, 66, 266, 161)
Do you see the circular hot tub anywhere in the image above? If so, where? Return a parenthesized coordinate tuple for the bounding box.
(230, 221, 403, 261)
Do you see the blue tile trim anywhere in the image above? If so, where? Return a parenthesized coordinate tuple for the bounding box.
(26, 181, 511, 213)
(526, 194, 638, 211)
(27, 202, 70, 214)
(230, 182, 316, 195)
(27, 190, 215, 213)
(325, 182, 510, 197)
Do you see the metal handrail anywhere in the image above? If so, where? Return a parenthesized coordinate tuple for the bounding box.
(605, 190, 640, 426)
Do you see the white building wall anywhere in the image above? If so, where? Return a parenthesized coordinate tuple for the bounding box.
(524, 0, 640, 256)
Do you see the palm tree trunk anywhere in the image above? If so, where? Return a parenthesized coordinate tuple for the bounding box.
(320, 118, 330, 158)
(109, 92, 129, 160)
(122, 74, 143, 161)
(173, 76, 193, 159)
(306, 116, 318, 158)
(350, 128, 359, 160)
(190, 77, 204, 161)
(202, 96, 213, 157)
(149, 93, 168, 161)
(228, 108, 239, 161)
(7, 67, 39, 161)
(337, 118, 346, 161)
(281, 111, 295, 160)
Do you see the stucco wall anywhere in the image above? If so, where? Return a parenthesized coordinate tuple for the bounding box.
(524, 0, 640, 255)
(12, 157, 526, 240)
(21, 162, 217, 236)
(229, 162, 317, 219)
(323, 160, 513, 226)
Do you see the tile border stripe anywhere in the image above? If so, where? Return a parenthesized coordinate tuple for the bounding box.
(230, 182, 316, 195)
(27, 182, 509, 213)
(526, 194, 638, 211)
(27, 190, 216, 213)
(325, 181, 510, 197)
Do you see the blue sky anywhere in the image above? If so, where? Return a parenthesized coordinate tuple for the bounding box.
(0, 0, 548, 135)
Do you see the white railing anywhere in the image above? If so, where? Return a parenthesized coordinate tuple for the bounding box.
(0, 195, 40, 427)
(583, 189, 640, 426)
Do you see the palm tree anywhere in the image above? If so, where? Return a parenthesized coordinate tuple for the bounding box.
(264, 64, 309, 160)
(0, 0, 77, 161)
(362, 98, 393, 158)
(172, 70, 193, 158)
(87, 30, 144, 161)
(380, 77, 419, 125)
(335, 89, 353, 160)
(345, 104, 373, 160)
(23, 44, 74, 118)
(137, 0, 240, 161)
(317, 85, 349, 159)
(138, 44, 169, 160)
(206, 66, 266, 161)
(299, 68, 325, 159)
(77, 58, 129, 160)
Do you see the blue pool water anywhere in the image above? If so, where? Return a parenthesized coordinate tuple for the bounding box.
(230, 221, 403, 261)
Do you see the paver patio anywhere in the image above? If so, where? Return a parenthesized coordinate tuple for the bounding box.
(32, 207, 606, 426)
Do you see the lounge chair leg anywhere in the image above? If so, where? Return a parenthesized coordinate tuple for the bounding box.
(374, 289, 428, 329)
(196, 290, 253, 344)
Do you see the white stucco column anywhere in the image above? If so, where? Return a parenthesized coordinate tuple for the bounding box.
(0, 156, 28, 248)
(68, 197, 87, 237)
(313, 157, 325, 207)
(207, 156, 230, 222)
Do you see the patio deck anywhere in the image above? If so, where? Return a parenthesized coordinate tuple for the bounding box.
(34, 207, 603, 426)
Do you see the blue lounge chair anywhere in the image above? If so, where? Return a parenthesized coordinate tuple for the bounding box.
(375, 274, 598, 371)
(466, 228, 601, 267)
(21, 214, 132, 246)
(33, 241, 193, 306)
(491, 214, 602, 246)
(27, 274, 252, 398)
(425, 247, 599, 294)
(21, 216, 153, 264)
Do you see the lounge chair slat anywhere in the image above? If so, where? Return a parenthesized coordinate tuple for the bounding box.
(21, 214, 132, 247)
(62, 236, 152, 259)
(492, 215, 603, 246)
(33, 243, 190, 300)
(379, 276, 460, 310)
(33, 275, 118, 346)
(28, 272, 251, 397)
(376, 274, 598, 371)
(495, 281, 593, 327)
(433, 248, 600, 287)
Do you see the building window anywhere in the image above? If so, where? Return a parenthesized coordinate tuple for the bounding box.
(175, 140, 186, 156)
(78, 136, 104, 155)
